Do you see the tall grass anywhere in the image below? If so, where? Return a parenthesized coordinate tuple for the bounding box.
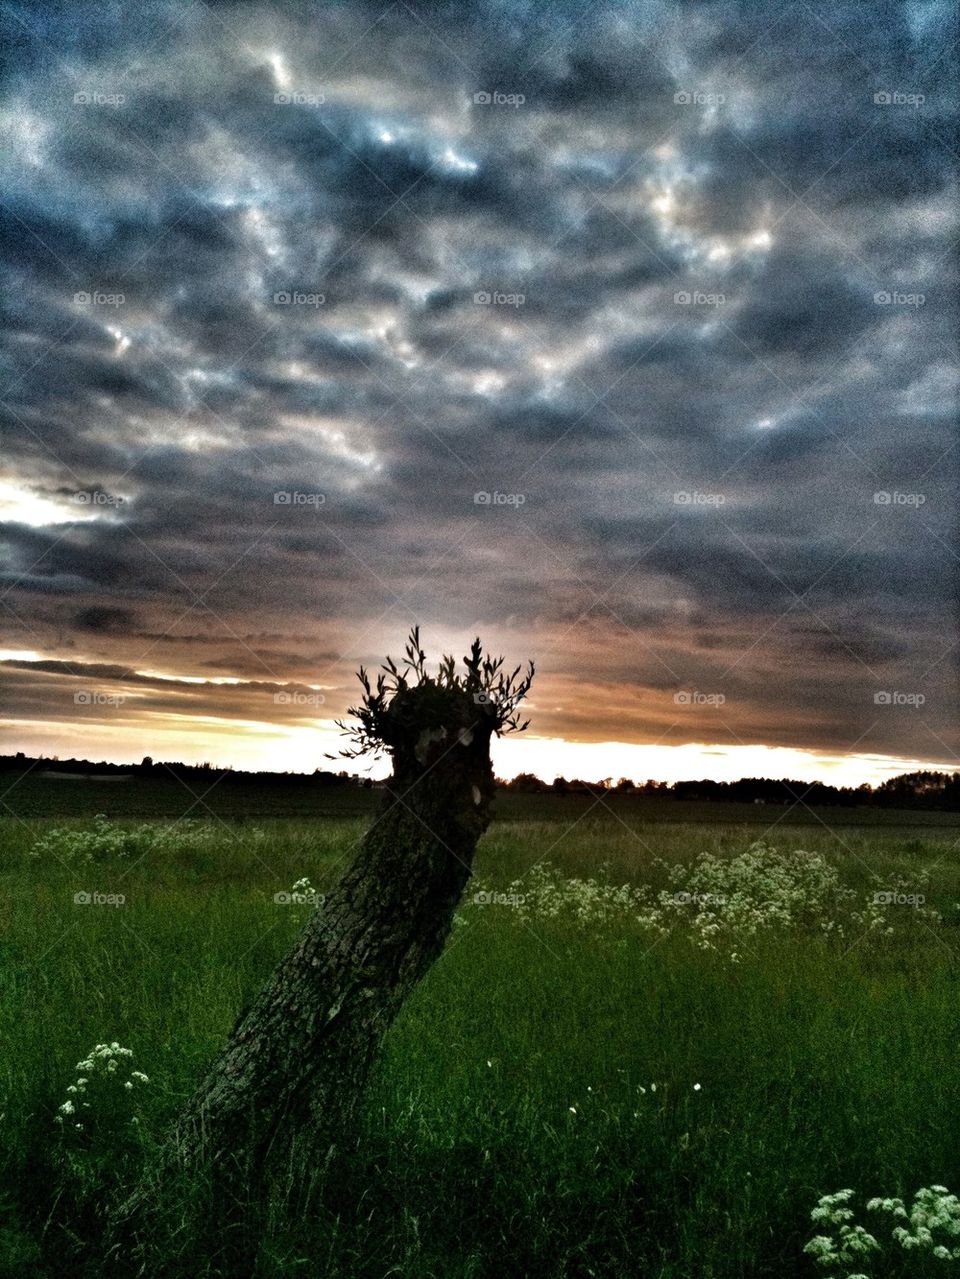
(2, 814, 959, 1276)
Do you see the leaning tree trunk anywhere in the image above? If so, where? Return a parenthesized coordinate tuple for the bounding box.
(114, 679, 498, 1244)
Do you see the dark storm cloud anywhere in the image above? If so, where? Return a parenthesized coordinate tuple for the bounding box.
(1, 0, 957, 765)
(73, 605, 139, 632)
(0, 657, 340, 727)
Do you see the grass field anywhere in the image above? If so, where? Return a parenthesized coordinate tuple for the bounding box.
(3, 805, 960, 1276)
(5, 769, 960, 828)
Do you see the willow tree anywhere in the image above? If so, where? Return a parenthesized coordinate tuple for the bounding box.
(115, 631, 533, 1234)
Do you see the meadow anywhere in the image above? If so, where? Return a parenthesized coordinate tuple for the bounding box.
(3, 802, 960, 1277)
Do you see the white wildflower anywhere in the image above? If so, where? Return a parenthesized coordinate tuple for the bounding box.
(53, 1039, 150, 1133)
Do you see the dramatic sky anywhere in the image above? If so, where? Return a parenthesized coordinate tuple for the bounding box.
(1, 0, 957, 784)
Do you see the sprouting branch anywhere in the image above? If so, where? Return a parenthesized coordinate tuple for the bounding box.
(333, 629, 534, 761)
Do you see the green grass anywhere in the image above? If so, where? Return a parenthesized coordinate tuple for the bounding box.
(5, 770, 960, 828)
(2, 811, 960, 1276)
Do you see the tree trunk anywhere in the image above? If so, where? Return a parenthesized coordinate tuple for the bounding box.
(116, 681, 497, 1231)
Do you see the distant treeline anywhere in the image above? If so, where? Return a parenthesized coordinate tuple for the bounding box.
(503, 770, 960, 811)
(0, 753, 373, 789)
(3, 754, 959, 810)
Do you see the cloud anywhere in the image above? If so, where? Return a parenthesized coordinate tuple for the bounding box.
(0, 0, 957, 771)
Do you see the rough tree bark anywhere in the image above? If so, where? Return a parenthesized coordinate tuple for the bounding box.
(170, 687, 495, 1180)
(111, 634, 532, 1247)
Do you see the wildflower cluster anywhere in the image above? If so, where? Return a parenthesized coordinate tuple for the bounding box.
(281, 877, 325, 907)
(473, 861, 647, 932)
(466, 845, 940, 958)
(54, 1041, 149, 1136)
(32, 814, 140, 863)
(805, 1186, 960, 1275)
(873, 1186, 960, 1259)
(805, 1189, 881, 1277)
(641, 844, 937, 950)
(31, 814, 265, 864)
